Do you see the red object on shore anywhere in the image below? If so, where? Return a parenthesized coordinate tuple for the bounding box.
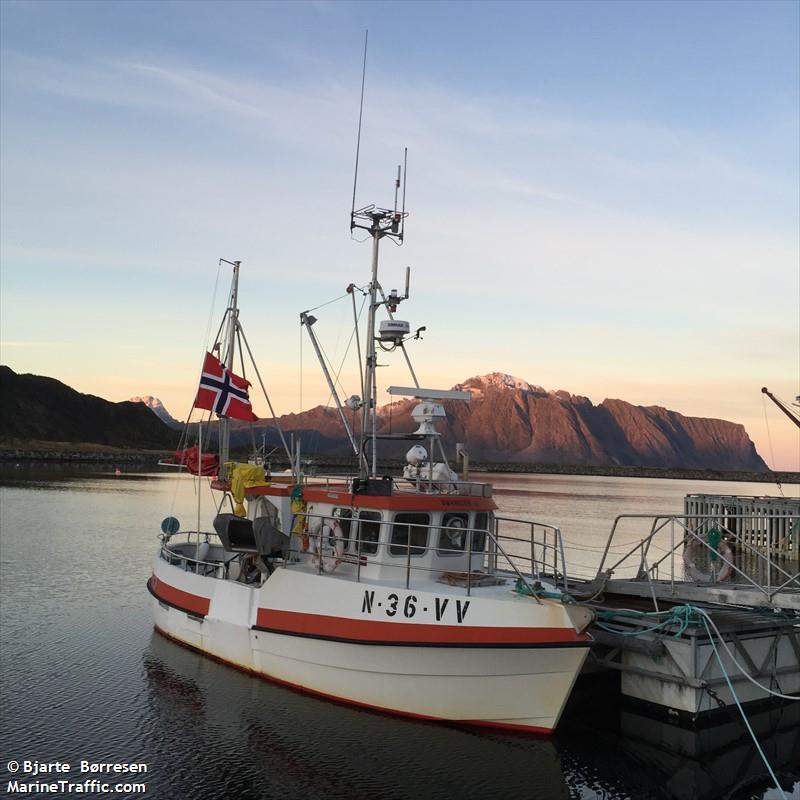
(166, 447, 219, 477)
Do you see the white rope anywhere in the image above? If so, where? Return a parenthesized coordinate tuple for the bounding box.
(699, 612, 788, 800)
(696, 606, 799, 702)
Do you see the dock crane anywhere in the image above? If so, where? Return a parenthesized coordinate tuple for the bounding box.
(761, 387, 800, 429)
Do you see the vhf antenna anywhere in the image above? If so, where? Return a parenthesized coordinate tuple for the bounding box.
(350, 30, 368, 233)
(349, 29, 408, 244)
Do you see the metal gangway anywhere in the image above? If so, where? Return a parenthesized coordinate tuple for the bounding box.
(580, 509, 800, 611)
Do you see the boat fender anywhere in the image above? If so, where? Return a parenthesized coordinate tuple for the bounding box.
(196, 539, 210, 564)
(310, 518, 345, 573)
(683, 531, 734, 583)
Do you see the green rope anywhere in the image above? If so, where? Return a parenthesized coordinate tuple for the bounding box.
(590, 601, 788, 798)
(513, 578, 575, 603)
(594, 605, 702, 638)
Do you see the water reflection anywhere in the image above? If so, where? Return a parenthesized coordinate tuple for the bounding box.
(1, 470, 796, 800)
(142, 632, 570, 800)
(557, 676, 800, 800)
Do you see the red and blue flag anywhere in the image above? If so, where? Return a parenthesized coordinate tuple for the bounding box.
(195, 352, 258, 421)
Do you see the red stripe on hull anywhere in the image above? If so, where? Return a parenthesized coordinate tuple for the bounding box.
(148, 575, 211, 617)
(152, 624, 553, 735)
(255, 608, 588, 645)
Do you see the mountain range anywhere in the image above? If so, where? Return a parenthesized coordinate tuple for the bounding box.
(222, 372, 767, 471)
(0, 365, 767, 471)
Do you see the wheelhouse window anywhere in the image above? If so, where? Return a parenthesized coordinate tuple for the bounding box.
(390, 513, 430, 557)
(356, 511, 382, 555)
(472, 512, 489, 553)
(438, 512, 488, 554)
(332, 508, 353, 550)
(437, 512, 469, 555)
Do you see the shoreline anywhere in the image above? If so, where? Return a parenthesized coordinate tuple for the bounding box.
(1, 445, 797, 485)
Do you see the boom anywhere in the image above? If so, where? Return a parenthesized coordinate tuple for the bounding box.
(761, 387, 800, 429)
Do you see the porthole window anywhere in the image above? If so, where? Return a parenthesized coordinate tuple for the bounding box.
(438, 513, 469, 555)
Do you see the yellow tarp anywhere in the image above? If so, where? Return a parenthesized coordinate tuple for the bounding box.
(226, 462, 269, 517)
(290, 491, 307, 536)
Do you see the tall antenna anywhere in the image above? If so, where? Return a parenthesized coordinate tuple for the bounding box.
(350, 30, 368, 232)
(345, 34, 410, 479)
(400, 146, 407, 241)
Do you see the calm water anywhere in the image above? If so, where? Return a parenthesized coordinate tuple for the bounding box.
(1, 467, 797, 800)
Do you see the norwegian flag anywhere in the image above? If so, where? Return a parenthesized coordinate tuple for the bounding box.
(195, 351, 258, 421)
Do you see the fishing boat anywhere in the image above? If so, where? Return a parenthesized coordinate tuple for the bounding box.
(148, 169, 594, 735)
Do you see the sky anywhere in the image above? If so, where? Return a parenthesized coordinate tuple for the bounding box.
(1, 0, 798, 471)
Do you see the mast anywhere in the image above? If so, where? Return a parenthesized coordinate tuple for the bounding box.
(361, 215, 383, 477)
(218, 259, 241, 480)
(352, 202, 407, 479)
(348, 35, 408, 479)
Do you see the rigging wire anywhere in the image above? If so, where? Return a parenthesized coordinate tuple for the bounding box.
(307, 294, 368, 408)
(299, 320, 303, 416)
(303, 291, 352, 315)
(333, 294, 367, 390)
(317, 324, 355, 404)
(178, 261, 225, 439)
(237, 320, 294, 466)
(234, 325, 258, 455)
(762, 394, 785, 497)
(350, 29, 368, 235)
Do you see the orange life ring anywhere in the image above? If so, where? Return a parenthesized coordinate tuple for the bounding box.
(683, 535, 734, 582)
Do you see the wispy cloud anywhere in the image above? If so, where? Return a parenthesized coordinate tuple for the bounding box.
(2, 41, 797, 468)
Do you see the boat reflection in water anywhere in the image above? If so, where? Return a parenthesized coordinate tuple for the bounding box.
(144, 632, 798, 800)
(142, 631, 570, 800)
(556, 675, 800, 800)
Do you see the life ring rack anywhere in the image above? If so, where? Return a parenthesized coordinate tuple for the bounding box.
(309, 517, 346, 573)
(683, 529, 735, 583)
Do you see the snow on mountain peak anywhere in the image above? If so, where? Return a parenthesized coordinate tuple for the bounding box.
(457, 373, 547, 395)
(130, 395, 163, 410)
(130, 395, 180, 427)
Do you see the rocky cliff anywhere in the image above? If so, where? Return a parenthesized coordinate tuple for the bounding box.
(239, 372, 767, 471)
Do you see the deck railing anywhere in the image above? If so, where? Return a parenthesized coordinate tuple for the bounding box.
(595, 513, 800, 603)
(158, 535, 228, 578)
(158, 512, 569, 599)
(292, 510, 569, 597)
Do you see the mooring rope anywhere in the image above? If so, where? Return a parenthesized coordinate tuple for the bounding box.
(586, 602, 797, 799)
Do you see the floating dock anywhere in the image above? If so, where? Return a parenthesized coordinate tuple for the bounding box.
(565, 494, 800, 720)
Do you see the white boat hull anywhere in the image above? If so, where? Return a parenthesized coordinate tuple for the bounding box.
(149, 559, 591, 733)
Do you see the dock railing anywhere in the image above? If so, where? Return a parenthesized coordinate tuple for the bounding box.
(596, 513, 800, 603)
